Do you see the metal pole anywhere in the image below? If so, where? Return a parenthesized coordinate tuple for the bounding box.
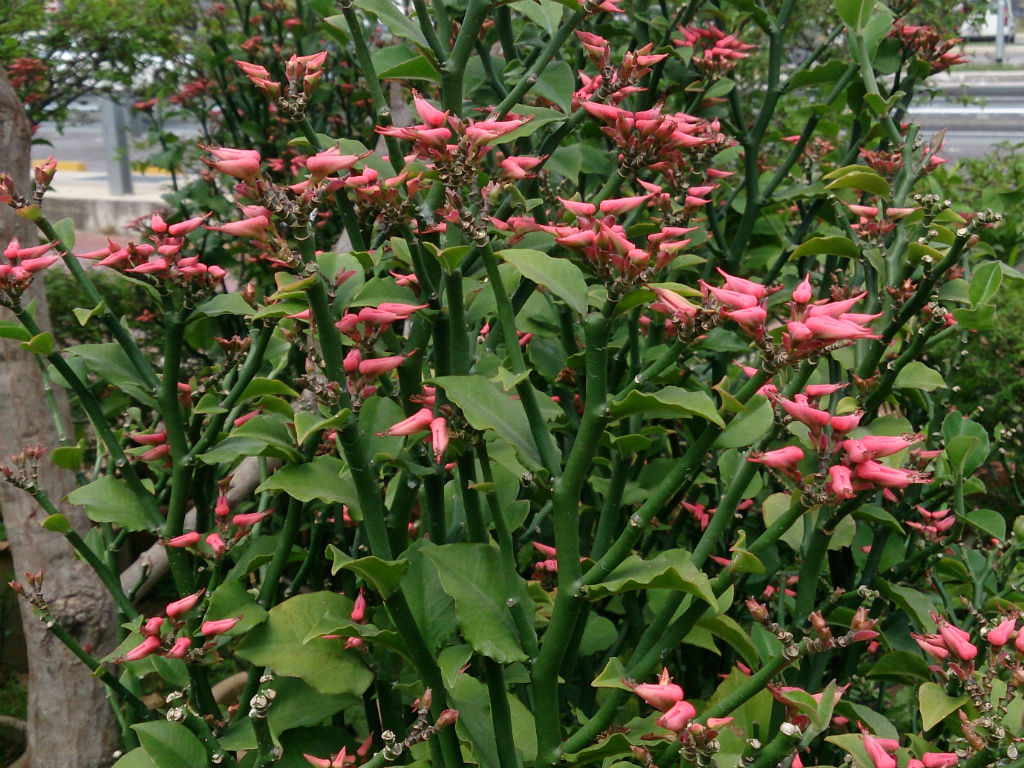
(100, 98, 133, 196)
(996, 0, 1006, 64)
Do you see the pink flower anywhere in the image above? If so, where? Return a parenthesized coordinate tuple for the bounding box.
(628, 667, 684, 712)
(166, 590, 205, 619)
(204, 147, 261, 181)
(430, 417, 449, 464)
(656, 699, 697, 731)
(650, 287, 698, 322)
(142, 616, 164, 636)
(412, 90, 447, 128)
(853, 461, 928, 489)
(232, 511, 270, 528)
(201, 616, 241, 636)
(166, 531, 201, 548)
(936, 616, 977, 661)
(715, 267, 766, 299)
(863, 734, 897, 768)
(120, 635, 161, 662)
(778, 397, 831, 429)
(828, 465, 856, 499)
(206, 532, 227, 556)
(165, 636, 192, 659)
(306, 146, 365, 181)
(381, 408, 435, 437)
(748, 446, 804, 480)
(350, 590, 367, 623)
(921, 753, 958, 768)
(988, 616, 1017, 646)
(303, 747, 352, 768)
(358, 355, 407, 378)
(206, 215, 271, 239)
(792, 274, 813, 304)
(599, 195, 650, 215)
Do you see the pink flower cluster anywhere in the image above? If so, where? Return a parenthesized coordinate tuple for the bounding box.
(888, 21, 968, 74)
(860, 732, 957, 768)
(236, 50, 328, 100)
(116, 588, 242, 663)
(572, 32, 667, 108)
(78, 213, 226, 286)
(673, 24, 755, 76)
(0, 238, 58, 298)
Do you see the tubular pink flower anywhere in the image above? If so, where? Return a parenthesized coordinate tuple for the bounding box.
(599, 195, 650, 215)
(920, 754, 958, 768)
(650, 287, 699, 321)
(381, 407, 434, 436)
(863, 734, 897, 768)
(120, 635, 162, 662)
(559, 197, 598, 217)
(656, 699, 697, 731)
(412, 90, 447, 127)
(207, 532, 227, 556)
(830, 411, 864, 434)
(937, 618, 977, 661)
(358, 355, 407, 378)
(166, 590, 205, 618)
(142, 616, 164, 636)
(165, 637, 192, 659)
(201, 616, 241, 636)
(779, 397, 832, 428)
(306, 146, 365, 181)
(207, 215, 270, 239)
(803, 315, 879, 340)
(807, 293, 867, 318)
(748, 446, 804, 472)
(232, 511, 270, 528)
(723, 306, 767, 336)
(205, 147, 261, 181)
(715, 267, 766, 299)
(792, 274, 813, 304)
(350, 590, 367, 623)
(167, 214, 210, 236)
(804, 383, 846, 398)
(376, 302, 428, 319)
(430, 417, 449, 464)
(702, 282, 759, 309)
(987, 617, 1017, 646)
(853, 461, 928, 489)
(912, 632, 949, 660)
(828, 465, 856, 499)
(629, 667, 684, 712)
(166, 531, 201, 548)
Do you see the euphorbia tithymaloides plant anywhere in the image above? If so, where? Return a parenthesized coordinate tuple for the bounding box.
(4, 0, 1024, 766)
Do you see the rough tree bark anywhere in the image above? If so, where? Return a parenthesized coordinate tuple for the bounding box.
(0, 70, 119, 768)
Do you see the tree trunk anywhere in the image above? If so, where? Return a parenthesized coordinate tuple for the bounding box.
(0, 70, 119, 768)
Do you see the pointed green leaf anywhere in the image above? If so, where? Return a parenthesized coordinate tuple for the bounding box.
(21, 332, 53, 355)
(970, 261, 1003, 305)
(66, 475, 162, 531)
(132, 721, 206, 768)
(610, 386, 724, 427)
(965, 509, 1005, 541)
(191, 293, 256, 318)
(714, 395, 773, 449)
(236, 592, 373, 695)
(892, 361, 945, 391)
(825, 170, 891, 198)
(255, 456, 358, 505)
(790, 235, 861, 260)
(326, 547, 409, 598)
(918, 682, 967, 730)
(421, 543, 529, 663)
(498, 248, 588, 314)
(586, 550, 716, 607)
(72, 302, 105, 326)
(433, 375, 556, 470)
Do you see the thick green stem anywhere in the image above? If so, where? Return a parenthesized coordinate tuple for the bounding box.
(484, 657, 520, 768)
(495, 8, 586, 117)
(478, 244, 561, 474)
(257, 495, 303, 608)
(534, 312, 611, 762)
(441, 0, 489, 114)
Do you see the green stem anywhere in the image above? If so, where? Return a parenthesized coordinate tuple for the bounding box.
(159, 310, 195, 594)
(441, 0, 489, 114)
(257, 496, 303, 608)
(534, 311, 611, 762)
(484, 657, 519, 768)
(494, 9, 586, 117)
(477, 244, 561, 474)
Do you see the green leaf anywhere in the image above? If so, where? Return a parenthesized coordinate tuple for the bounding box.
(498, 248, 588, 314)
(942, 413, 989, 476)
(72, 301, 105, 326)
(970, 261, 1003, 305)
(892, 361, 945, 392)
(834, 0, 873, 30)
(826, 733, 874, 768)
(238, 378, 299, 401)
(66, 475, 162, 531)
(132, 721, 207, 768)
(21, 332, 53, 355)
(293, 410, 350, 446)
(41, 513, 71, 533)
(532, 60, 574, 113)
(191, 293, 256, 318)
(918, 682, 967, 730)
(433, 375, 556, 470)
(421, 543, 530, 663)
(790, 235, 861, 261)
(255, 456, 358, 506)
(866, 650, 933, 681)
(67, 343, 155, 405)
(877, 580, 936, 631)
(590, 657, 633, 692)
(52, 217, 76, 250)
(965, 509, 1005, 541)
(714, 395, 773, 449)
(110, 748, 157, 768)
(825, 171, 891, 198)
(337, 0, 428, 47)
(236, 592, 374, 695)
(0, 321, 31, 341)
(373, 45, 441, 81)
(952, 304, 996, 331)
(610, 386, 724, 427)
(512, 0, 565, 36)
(326, 547, 409, 598)
(586, 550, 716, 607)
(49, 444, 84, 470)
